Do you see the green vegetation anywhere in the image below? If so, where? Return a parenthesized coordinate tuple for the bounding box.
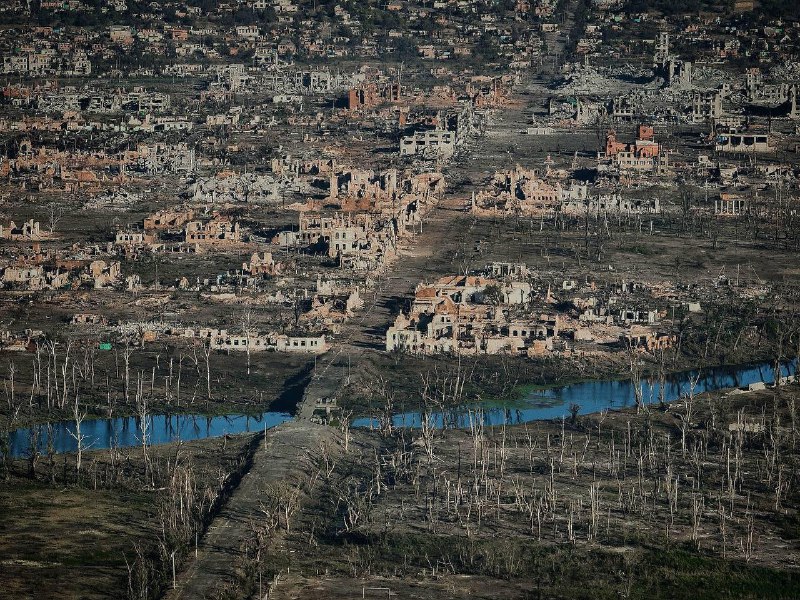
(334, 534, 800, 599)
(618, 243, 658, 255)
(758, 0, 800, 20)
(624, 0, 730, 16)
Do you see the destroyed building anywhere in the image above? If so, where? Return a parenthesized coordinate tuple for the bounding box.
(185, 215, 242, 247)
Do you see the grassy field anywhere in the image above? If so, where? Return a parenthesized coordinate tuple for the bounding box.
(0, 482, 154, 599)
(0, 433, 259, 599)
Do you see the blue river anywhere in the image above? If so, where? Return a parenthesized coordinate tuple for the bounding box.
(352, 359, 797, 429)
(5, 359, 797, 458)
(7, 411, 292, 459)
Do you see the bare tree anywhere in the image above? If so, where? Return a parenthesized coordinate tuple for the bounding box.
(69, 391, 88, 480)
(340, 410, 352, 453)
(135, 372, 152, 485)
(27, 418, 39, 479)
(47, 202, 63, 234)
(7, 361, 15, 408)
(626, 342, 644, 413)
(122, 342, 133, 404)
(202, 341, 213, 401)
(241, 307, 254, 376)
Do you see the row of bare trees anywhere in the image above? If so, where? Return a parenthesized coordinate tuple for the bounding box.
(296, 377, 798, 581)
(0, 335, 229, 479)
(1, 337, 219, 419)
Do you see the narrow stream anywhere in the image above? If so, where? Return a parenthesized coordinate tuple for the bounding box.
(7, 411, 292, 459)
(5, 359, 796, 458)
(352, 359, 798, 429)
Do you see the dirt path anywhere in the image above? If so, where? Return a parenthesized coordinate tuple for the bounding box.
(297, 191, 469, 418)
(163, 197, 471, 598)
(164, 68, 544, 599)
(164, 422, 336, 599)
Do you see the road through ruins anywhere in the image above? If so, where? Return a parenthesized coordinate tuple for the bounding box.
(8, 0, 800, 598)
(163, 6, 587, 590)
(165, 85, 543, 599)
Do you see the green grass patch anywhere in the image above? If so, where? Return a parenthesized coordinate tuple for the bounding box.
(332, 532, 800, 599)
(619, 243, 658, 256)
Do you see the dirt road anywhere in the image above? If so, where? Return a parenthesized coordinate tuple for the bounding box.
(164, 58, 554, 597)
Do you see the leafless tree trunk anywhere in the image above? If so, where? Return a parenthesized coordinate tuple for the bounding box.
(7, 361, 15, 408)
(123, 342, 132, 404)
(136, 372, 151, 485)
(686, 373, 700, 426)
(690, 492, 704, 550)
(340, 410, 352, 453)
(46, 422, 56, 486)
(27, 418, 39, 479)
(740, 508, 755, 562)
(627, 343, 644, 413)
(203, 341, 213, 401)
(60, 341, 72, 409)
(176, 353, 183, 407)
(241, 307, 254, 376)
(47, 202, 63, 234)
(69, 391, 88, 480)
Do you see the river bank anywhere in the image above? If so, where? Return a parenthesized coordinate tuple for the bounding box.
(6, 357, 795, 458)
